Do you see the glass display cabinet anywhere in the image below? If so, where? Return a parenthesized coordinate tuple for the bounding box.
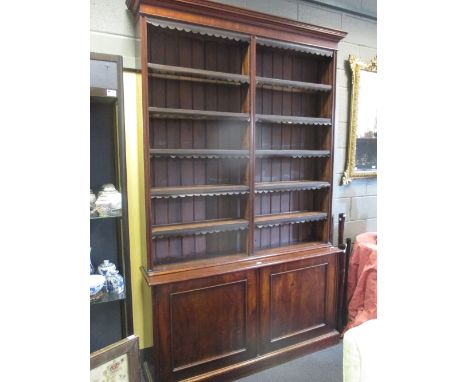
(90, 52, 133, 353)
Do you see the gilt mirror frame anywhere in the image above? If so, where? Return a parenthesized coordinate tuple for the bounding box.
(342, 55, 377, 185)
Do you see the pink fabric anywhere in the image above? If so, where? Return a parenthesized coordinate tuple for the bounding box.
(344, 232, 377, 332)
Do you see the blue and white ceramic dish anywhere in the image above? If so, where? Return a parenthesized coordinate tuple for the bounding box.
(90, 274, 106, 296)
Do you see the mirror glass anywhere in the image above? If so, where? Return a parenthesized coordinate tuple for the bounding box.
(355, 70, 377, 171)
(342, 55, 377, 185)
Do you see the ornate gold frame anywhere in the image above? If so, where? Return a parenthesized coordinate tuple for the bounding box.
(342, 55, 377, 185)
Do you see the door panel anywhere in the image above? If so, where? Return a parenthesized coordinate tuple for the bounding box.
(155, 270, 257, 381)
(259, 253, 338, 353)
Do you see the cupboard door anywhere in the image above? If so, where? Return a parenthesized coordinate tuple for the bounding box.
(259, 253, 338, 353)
(154, 270, 257, 381)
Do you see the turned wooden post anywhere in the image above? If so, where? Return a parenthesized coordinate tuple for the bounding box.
(337, 213, 346, 332)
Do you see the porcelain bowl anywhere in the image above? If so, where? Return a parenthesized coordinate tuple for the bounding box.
(90, 274, 106, 296)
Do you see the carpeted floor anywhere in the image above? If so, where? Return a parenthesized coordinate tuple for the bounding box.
(234, 343, 343, 382)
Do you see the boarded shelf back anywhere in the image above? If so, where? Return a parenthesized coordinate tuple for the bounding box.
(149, 149, 249, 159)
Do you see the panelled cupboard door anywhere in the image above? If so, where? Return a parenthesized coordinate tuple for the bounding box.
(259, 253, 338, 354)
(154, 270, 258, 381)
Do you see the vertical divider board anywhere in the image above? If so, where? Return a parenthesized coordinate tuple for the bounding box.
(139, 15, 154, 271)
(320, 52, 337, 243)
(247, 36, 256, 255)
(191, 34, 208, 258)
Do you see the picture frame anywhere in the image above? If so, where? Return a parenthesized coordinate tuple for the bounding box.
(342, 55, 377, 185)
(90, 335, 141, 382)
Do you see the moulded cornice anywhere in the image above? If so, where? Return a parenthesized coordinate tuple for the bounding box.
(126, 0, 347, 47)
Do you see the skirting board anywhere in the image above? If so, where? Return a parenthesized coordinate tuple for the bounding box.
(141, 330, 340, 382)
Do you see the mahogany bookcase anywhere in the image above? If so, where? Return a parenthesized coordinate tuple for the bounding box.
(127, 1, 347, 380)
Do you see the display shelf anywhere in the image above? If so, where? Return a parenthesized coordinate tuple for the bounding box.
(152, 218, 249, 238)
(256, 76, 331, 92)
(255, 211, 328, 228)
(148, 63, 249, 85)
(256, 149, 330, 158)
(149, 148, 249, 159)
(90, 87, 118, 100)
(149, 107, 250, 121)
(255, 180, 330, 193)
(151, 184, 249, 198)
(90, 291, 126, 305)
(90, 214, 122, 220)
(256, 114, 331, 125)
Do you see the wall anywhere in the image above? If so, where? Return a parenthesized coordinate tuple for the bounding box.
(90, 0, 377, 348)
(122, 72, 153, 349)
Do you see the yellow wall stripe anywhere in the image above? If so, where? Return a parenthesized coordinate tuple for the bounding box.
(123, 71, 153, 349)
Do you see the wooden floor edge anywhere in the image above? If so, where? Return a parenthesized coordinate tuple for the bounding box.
(181, 331, 340, 382)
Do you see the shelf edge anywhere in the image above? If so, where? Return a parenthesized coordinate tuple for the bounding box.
(142, 243, 341, 286)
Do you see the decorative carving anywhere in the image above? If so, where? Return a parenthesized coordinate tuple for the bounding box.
(153, 190, 250, 199)
(256, 37, 333, 57)
(147, 17, 249, 42)
(255, 181, 330, 194)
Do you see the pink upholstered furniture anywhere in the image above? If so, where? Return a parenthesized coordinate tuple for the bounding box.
(344, 232, 377, 332)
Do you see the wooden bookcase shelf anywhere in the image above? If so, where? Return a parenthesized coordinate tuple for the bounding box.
(149, 107, 250, 121)
(152, 218, 249, 237)
(255, 211, 328, 228)
(255, 180, 330, 193)
(148, 63, 250, 85)
(151, 184, 250, 198)
(256, 114, 331, 125)
(129, 1, 347, 380)
(256, 149, 330, 157)
(256, 76, 331, 92)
